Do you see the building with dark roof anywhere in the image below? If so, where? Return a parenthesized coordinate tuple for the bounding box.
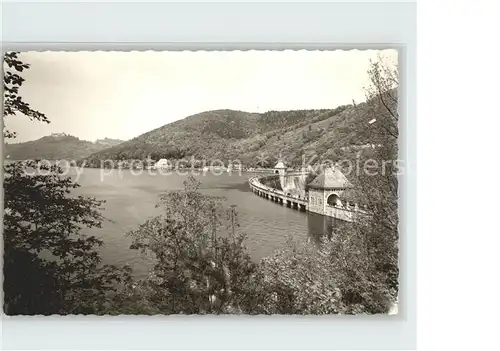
(307, 166, 352, 190)
(307, 166, 352, 215)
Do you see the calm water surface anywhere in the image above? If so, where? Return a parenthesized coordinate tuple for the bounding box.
(72, 168, 334, 278)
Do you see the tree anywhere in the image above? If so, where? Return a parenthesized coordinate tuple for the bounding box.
(343, 55, 400, 303)
(124, 177, 263, 314)
(352, 55, 399, 145)
(3, 52, 50, 139)
(258, 56, 400, 315)
(259, 237, 342, 314)
(3, 162, 132, 315)
(258, 230, 393, 315)
(2, 53, 131, 315)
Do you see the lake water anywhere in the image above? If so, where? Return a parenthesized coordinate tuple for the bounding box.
(72, 168, 335, 278)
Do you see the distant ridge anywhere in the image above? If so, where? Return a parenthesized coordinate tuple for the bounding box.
(4, 134, 124, 160)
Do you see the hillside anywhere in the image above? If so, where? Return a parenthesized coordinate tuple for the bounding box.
(85, 101, 381, 168)
(95, 137, 125, 147)
(4, 134, 124, 160)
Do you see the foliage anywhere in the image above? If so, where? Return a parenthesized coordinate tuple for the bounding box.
(3, 52, 50, 139)
(336, 56, 400, 302)
(329, 222, 395, 314)
(117, 176, 394, 315)
(3, 161, 131, 315)
(2, 52, 399, 316)
(259, 175, 283, 191)
(304, 170, 318, 190)
(259, 238, 342, 314)
(255, 56, 400, 315)
(121, 177, 264, 314)
(84, 106, 359, 167)
(259, 229, 393, 315)
(2, 53, 130, 315)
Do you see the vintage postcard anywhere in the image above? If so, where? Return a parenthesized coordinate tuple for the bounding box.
(2, 49, 399, 315)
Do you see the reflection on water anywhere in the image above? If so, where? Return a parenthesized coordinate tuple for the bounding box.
(307, 212, 334, 243)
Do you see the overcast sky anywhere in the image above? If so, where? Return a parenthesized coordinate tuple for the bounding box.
(5, 49, 397, 143)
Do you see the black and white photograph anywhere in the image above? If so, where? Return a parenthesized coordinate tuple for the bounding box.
(2, 49, 400, 316)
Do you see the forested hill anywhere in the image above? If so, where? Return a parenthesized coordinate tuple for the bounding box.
(86, 102, 377, 167)
(4, 134, 124, 160)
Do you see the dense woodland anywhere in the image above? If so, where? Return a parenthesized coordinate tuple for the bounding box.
(3, 52, 399, 315)
(83, 104, 364, 168)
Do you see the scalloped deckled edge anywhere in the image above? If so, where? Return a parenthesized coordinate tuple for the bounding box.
(3, 47, 402, 54)
(2, 45, 399, 317)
